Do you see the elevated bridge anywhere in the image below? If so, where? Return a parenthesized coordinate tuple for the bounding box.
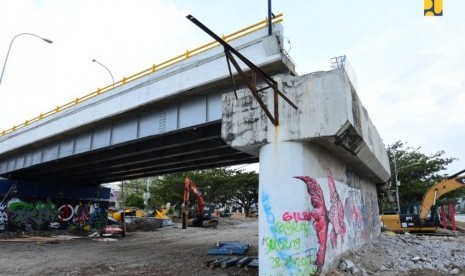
(0, 14, 391, 275)
(0, 15, 290, 184)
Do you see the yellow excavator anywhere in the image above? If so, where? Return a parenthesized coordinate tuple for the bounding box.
(380, 169, 465, 232)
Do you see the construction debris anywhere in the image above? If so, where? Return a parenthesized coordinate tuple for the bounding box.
(207, 240, 249, 255)
(236, 256, 250, 267)
(208, 257, 230, 269)
(220, 257, 239, 268)
(204, 257, 227, 267)
(205, 240, 256, 270)
(336, 231, 465, 275)
(245, 258, 259, 270)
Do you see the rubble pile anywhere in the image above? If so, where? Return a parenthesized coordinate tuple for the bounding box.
(336, 231, 465, 275)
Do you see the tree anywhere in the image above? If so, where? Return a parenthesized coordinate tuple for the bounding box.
(225, 170, 258, 217)
(125, 193, 145, 209)
(150, 168, 259, 217)
(119, 178, 153, 209)
(150, 173, 186, 209)
(386, 141, 460, 209)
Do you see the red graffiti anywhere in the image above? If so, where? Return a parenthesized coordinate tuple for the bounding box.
(282, 211, 312, 222)
(294, 169, 346, 275)
(327, 169, 346, 248)
(294, 176, 328, 276)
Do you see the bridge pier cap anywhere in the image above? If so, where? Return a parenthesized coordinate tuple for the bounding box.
(221, 66, 390, 275)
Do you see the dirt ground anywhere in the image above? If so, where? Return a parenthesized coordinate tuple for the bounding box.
(1, 218, 464, 276)
(0, 218, 259, 276)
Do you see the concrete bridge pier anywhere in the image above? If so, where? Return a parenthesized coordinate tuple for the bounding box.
(222, 68, 391, 275)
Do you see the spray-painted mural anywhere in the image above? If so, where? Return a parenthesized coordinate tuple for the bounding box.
(0, 198, 108, 232)
(261, 168, 380, 276)
(0, 180, 111, 233)
(0, 203, 8, 231)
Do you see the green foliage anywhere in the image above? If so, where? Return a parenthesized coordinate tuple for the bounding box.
(150, 167, 259, 216)
(387, 141, 460, 206)
(119, 178, 153, 209)
(378, 190, 398, 214)
(125, 193, 145, 209)
(224, 170, 258, 217)
(116, 168, 258, 218)
(150, 173, 186, 208)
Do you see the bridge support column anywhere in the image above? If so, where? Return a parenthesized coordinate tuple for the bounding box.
(259, 140, 382, 275)
(222, 68, 390, 275)
(259, 141, 320, 275)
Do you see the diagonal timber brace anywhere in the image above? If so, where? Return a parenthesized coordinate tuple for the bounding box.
(186, 14, 298, 126)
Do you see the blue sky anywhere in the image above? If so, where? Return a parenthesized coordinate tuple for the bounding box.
(0, 0, 464, 175)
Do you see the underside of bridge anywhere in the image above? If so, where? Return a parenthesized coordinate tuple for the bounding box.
(2, 122, 257, 185)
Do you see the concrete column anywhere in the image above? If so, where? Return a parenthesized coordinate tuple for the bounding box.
(259, 140, 381, 275)
(222, 68, 389, 275)
(259, 141, 321, 275)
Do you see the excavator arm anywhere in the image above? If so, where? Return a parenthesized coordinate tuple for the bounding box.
(418, 169, 465, 220)
(183, 178, 205, 218)
(381, 168, 465, 232)
(182, 177, 218, 228)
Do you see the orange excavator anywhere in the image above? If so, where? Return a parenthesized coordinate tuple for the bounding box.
(182, 178, 219, 229)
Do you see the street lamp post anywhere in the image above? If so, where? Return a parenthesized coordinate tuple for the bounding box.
(0, 33, 53, 86)
(92, 59, 114, 87)
(393, 153, 401, 214)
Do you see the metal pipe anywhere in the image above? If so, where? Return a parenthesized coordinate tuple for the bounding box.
(0, 33, 53, 86)
(121, 181, 126, 235)
(268, 0, 272, 35)
(393, 152, 401, 213)
(209, 257, 231, 269)
(221, 257, 239, 268)
(236, 256, 250, 267)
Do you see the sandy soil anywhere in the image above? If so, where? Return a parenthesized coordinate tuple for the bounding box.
(0, 218, 259, 276)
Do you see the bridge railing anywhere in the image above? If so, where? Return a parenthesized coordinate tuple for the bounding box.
(1, 14, 283, 137)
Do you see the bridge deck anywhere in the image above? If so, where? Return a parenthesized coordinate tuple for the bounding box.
(0, 19, 292, 184)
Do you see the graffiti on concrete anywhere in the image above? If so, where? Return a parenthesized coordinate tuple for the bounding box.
(327, 169, 346, 248)
(262, 191, 318, 275)
(262, 168, 379, 276)
(49, 222, 60, 229)
(58, 204, 74, 222)
(74, 202, 90, 229)
(294, 169, 346, 275)
(7, 198, 59, 230)
(343, 169, 380, 244)
(89, 203, 106, 229)
(282, 211, 312, 222)
(0, 197, 108, 232)
(0, 203, 8, 231)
